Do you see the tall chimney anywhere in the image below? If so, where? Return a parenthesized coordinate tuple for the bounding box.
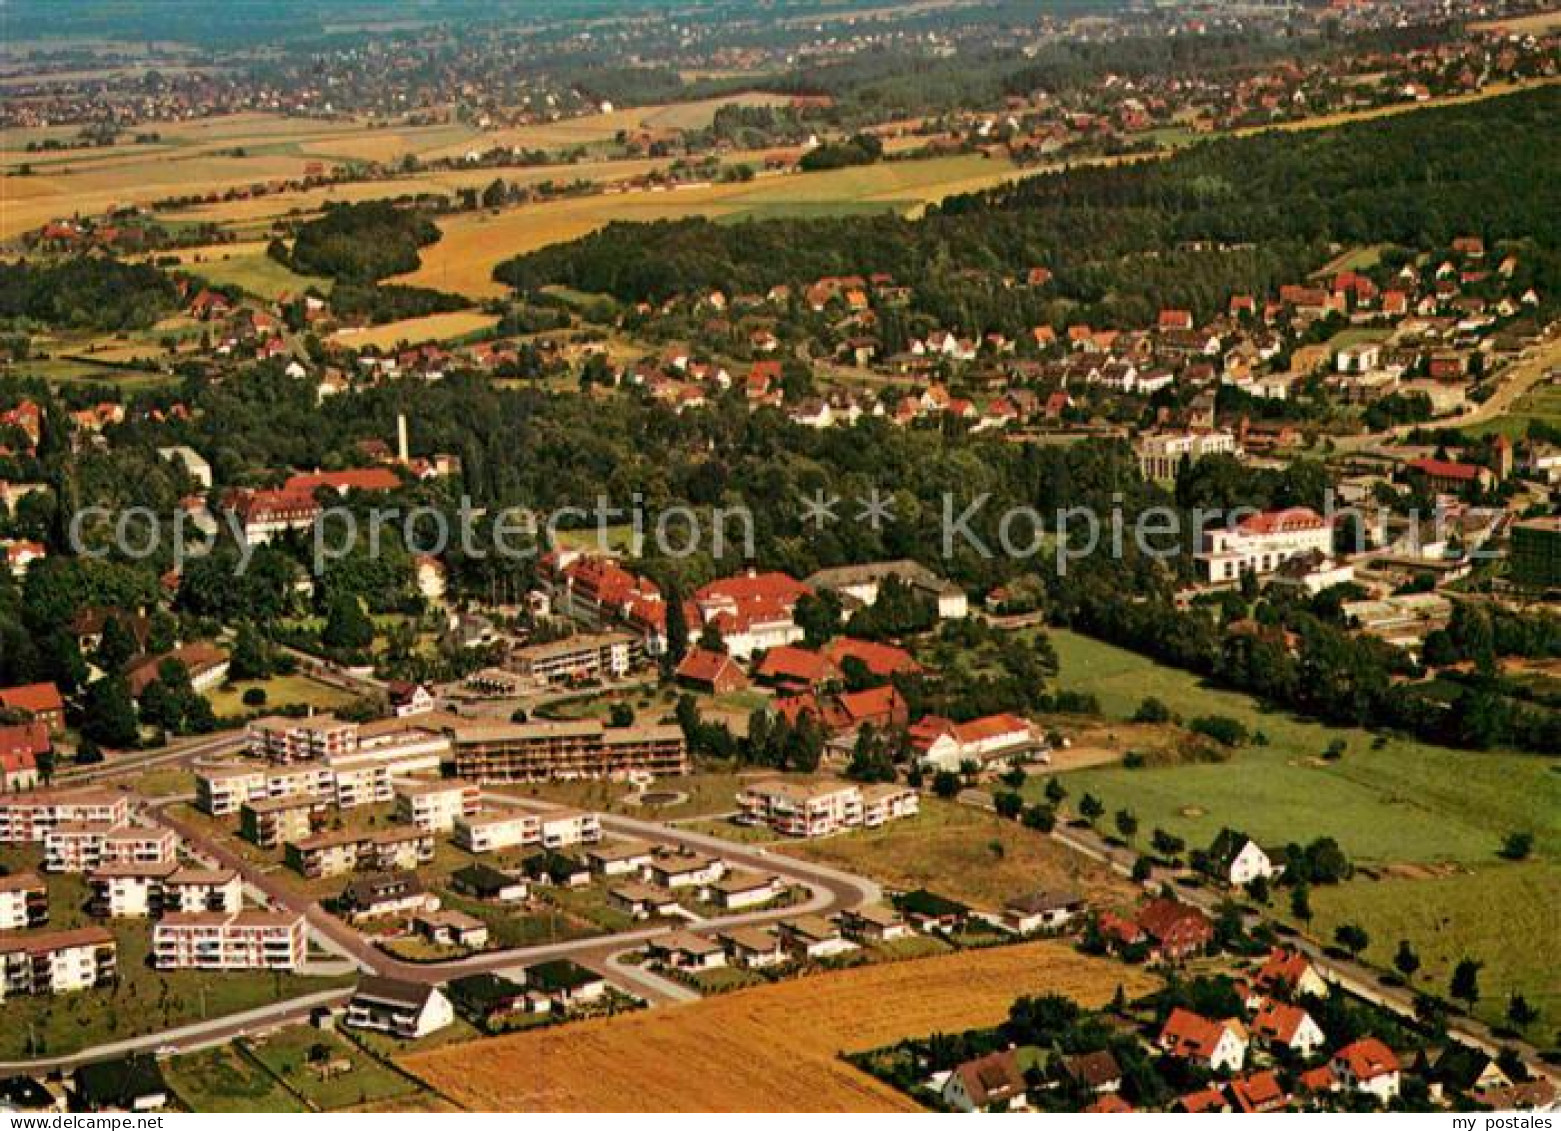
(396, 413, 410, 464)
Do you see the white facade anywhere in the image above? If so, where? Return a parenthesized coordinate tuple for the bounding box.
(454, 811, 539, 854)
(1196, 507, 1333, 584)
(152, 911, 306, 971)
(393, 781, 478, 833)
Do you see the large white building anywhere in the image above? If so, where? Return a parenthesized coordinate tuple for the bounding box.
(0, 927, 117, 1001)
(247, 715, 359, 763)
(0, 789, 130, 843)
(1195, 507, 1334, 584)
(736, 780, 919, 838)
(89, 864, 243, 918)
(453, 811, 539, 854)
(393, 780, 479, 833)
(152, 910, 307, 971)
(804, 560, 968, 620)
(0, 871, 47, 930)
(43, 823, 179, 874)
(1136, 429, 1239, 483)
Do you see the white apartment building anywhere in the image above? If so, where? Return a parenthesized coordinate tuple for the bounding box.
(453, 811, 540, 854)
(736, 779, 918, 838)
(195, 762, 333, 817)
(152, 910, 306, 971)
(540, 810, 601, 849)
(393, 780, 479, 833)
(0, 789, 130, 842)
(247, 714, 359, 763)
(1137, 429, 1239, 483)
(44, 823, 179, 873)
(90, 864, 244, 918)
(1195, 507, 1334, 584)
(0, 928, 117, 1000)
(0, 871, 47, 930)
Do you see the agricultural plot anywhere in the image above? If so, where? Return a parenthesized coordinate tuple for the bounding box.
(778, 798, 1138, 911)
(1037, 631, 1560, 865)
(179, 245, 331, 301)
(327, 310, 499, 350)
(401, 940, 1156, 1111)
(391, 154, 1021, 298)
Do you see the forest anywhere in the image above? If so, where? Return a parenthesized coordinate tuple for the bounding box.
(494, 87, 1561, 329)
(0, 258, 183, 332)
(280, 200, 444, 283)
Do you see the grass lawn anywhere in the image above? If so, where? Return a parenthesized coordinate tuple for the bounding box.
(513, 768, 753, 821)
(778, 798, 1137, 912)
(1466, 380, 1561, 440)
(246, 1027, 418, 1111)
(1309, 863, 1560, 1030)
(164, 1045, 307, 1113)
(182, 248, 331, 301)
(1039, 631, 1560, 866)
(436, 889, 601, 948)
(206, 673, 360, 717)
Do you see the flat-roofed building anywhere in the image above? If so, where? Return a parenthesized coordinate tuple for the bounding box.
(44, 824, 178, 874)
(195, 762, 333, 817)
(393, 780, 479, 833)
(240, 795, 324, 849)
(736, 779, 919, 838)
(0, 871, 48, 930)
(540, 809, 601, 849)
(92, 864, 244, 919)
(0, 789, 130, 843)
(448, 720, 687, 782)
(509, 631, 637, 685)
(247, 714, 359, 763)
(153, 910, 306, 971)
(284, 828, 436, 879)
(0, 927, 116, 1000)
(453, 810, 539, 854)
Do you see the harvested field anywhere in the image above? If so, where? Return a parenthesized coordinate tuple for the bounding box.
(328, 310, 499, 349)
(401, 940, 1154, 1111)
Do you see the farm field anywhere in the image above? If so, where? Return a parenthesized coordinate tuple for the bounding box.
(177, 244, 331, 301)
(401, 940, 1156, 1111)
(777, 798, 1139, 910)
(1466, 378, 1561, 439)
(1310, 863, 1561, 1030)
(1035, 631, 1560, 865)
(327, 309, 499, 349)
(390, 153, 1021, 298)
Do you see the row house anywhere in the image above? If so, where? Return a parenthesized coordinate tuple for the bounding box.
(0, 788, 129, 842)
(0, 928, 117, 1001)
(152, 910, 306, 972)
(43, 823, 179, 874)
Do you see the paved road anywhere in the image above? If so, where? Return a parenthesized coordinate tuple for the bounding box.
(56, 729, 247, 786)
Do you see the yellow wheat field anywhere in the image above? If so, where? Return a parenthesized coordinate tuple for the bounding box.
(401, 940, 1156, 1112)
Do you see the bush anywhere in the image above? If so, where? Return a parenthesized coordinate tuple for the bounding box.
(1189, 715, 1250, 748)
(241, 687, 268, 707)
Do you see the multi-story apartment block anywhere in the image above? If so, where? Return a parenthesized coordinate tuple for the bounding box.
(1196, 507, 1333, 584)
(448, 720, 686, 783)
(0, 927, 117, 1001)
(247, 714, 359, 763)
(539, 809, 601, 849)
(736, 779, 919, 838)
(43, 823, 179, 873)
(509, 631, 638, 685)
(152, 910, 306, 971)
(284, 828, 436, 879)
(393, 780, 479, 833)
(1136, 429, 1239, 483)
(0, 789, 130, 843)
(89, 864, 243, 918)
(0, 871, 48, 930)
(195, 762, 333, 817)
(452, 811, 539, 854)
(239, 796, 325, 849)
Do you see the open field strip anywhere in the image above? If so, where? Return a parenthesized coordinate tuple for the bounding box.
(1471, 7, 1561, 33)
(327, 310, 500, 349)
(401, 940, 1155, 1111)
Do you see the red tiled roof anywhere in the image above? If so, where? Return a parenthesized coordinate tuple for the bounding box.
(1252, 999, 1312, 1046)
(1160, 1008, 1228, 1061)
(822, 637, 923, 678)
(1237, 507, 1326, 535)
(755, 646, 839, 687)
(1334, 1038, 1399, 1082)
(1406, 458, 1484, 482)
(1255, 947, 1313, 993)
(1230, 1070, 1288, 1113)
(284, 467, 402, 494)
(1178, 1086, 1228, 1113)
(0, 682, 63, 716)
(675, 648, 744, 687)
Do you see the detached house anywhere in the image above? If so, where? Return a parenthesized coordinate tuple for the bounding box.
(943, 1049, 1029, 1112)
(1159, 1008, 1249, 1074)
(1333, 1038, 1401, 1102)
(1203, 828, 1277, 886)
(1251, 999, 1327, 1056)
